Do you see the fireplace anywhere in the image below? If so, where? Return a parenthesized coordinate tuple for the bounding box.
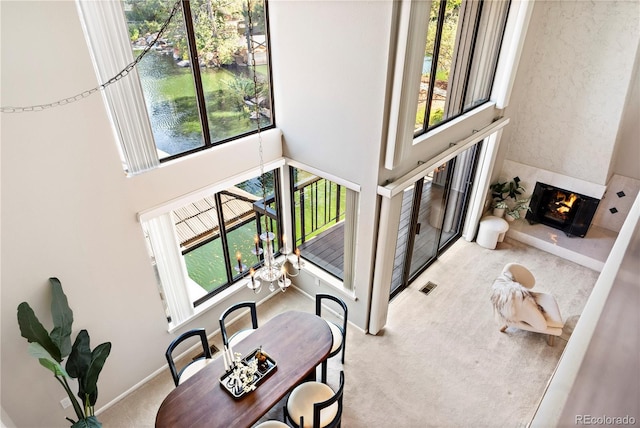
(526, 182, 600, 237)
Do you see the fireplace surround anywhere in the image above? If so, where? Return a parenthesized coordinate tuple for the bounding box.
(526, 182, 600, 237)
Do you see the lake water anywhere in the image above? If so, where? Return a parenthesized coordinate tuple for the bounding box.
(136, 50, 266, 157)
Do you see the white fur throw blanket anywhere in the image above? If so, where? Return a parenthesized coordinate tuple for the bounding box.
(490, 271, 540, 325)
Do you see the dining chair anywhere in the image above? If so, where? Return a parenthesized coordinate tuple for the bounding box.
(284, 370, 344, 428)
(165, 328, 212, 387)
(219, 301, 259, 348)
(315, 294, 347, 383)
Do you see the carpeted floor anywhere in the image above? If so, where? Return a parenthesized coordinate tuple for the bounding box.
(98, 237, 599, 427)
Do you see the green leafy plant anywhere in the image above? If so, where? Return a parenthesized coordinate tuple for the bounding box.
(17, 278, 111, 428)
(492, 200, 509, 209)
(506, 198, 531, 221)
(513, 197, 531, 212)
(505, 207, 522, 220)
(490, 176, 525, 203)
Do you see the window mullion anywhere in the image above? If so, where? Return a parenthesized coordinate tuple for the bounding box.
(214, 193, 234, 284)
(460, 1, 485, 111)
(424, 0, 448, 132)
(447, 0, 480, 116)
(181, 0, 212, 148)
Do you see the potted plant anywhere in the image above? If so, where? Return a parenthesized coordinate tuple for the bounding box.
(503, 176, 525, 200)
(17, 278, 111, 428)
(514, 197, 531, 219)
(490, 177, 526, 217)
(490, 176, 525, 202)
(504, 207, 521, 222)
(492, 200, 509, 217)
(505, 199, 531, 222)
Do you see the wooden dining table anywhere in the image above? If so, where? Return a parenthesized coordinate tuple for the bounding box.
(155, 310, 333, 428)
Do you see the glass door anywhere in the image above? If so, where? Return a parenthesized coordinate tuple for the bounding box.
(390, 143, 481, 298)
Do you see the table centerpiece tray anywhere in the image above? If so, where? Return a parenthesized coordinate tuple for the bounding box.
(219, 348, 277, 399)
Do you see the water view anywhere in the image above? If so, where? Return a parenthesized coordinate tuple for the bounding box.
(136, 50, 266, 158)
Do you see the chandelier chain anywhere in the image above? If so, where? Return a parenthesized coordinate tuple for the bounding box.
(247, 0, 268, 226)
(0, 0, 182, 114)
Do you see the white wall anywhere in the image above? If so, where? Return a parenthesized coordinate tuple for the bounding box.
(0, 1, 283, 427)
(611, 43, 640, 181)
(268, 0, 393, 329)
(1, 0, 393, 426)
(2, 1, 638, 427)
(501, 0, 640, 187)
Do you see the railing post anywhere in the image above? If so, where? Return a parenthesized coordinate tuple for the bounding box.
(299, 188, 306, 244)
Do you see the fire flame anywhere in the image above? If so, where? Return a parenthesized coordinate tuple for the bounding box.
(556, 193, 578, 214)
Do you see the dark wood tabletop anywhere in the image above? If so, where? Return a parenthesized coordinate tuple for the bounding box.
(155, 310, 333, 428)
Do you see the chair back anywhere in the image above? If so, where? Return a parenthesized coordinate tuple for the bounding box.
(309, 371, 345, 428)
(502, 263, 536, 289)
(219, 301, 258, 347)
(316, 294, 348, 359)
(165, 328, 211, 387)
(316, 294, 347, 329)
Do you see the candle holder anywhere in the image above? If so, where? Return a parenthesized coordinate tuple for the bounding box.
(238, 234, 303, 294)
(278, 276, 291, 292)
(219, 347, 277, 399)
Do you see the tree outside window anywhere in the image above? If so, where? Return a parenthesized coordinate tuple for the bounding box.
(124, 0, 273, 161)
(415, 0, 510, 133)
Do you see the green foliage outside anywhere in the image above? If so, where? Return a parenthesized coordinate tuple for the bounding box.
(125, 0, 271, 149)
(429, 108, 444, 126)
(125, 0, 252, 68)
(184, 173, 345, 293)
(424, 0, 461, 78)
(417, 0, 461, 129)
(292, 171, 346, 248)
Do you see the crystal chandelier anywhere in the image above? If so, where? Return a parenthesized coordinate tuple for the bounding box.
(236, 0, 303, 294)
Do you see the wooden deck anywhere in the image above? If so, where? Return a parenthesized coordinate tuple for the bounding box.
(298, 222, 345, 279)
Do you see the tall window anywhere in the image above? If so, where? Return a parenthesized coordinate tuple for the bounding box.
(123, 0, 273, 162)
(415, 0, 510, 134)
(290, 167, 358, 288)
(142, 168, 281, 326)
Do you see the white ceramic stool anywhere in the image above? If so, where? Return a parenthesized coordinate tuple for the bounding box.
(477, 216, 509, 249)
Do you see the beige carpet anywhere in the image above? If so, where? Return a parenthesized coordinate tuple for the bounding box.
(98, 237, 599, 427)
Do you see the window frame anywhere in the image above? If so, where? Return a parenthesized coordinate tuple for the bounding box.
(78, 0, 276, 173)
(414, 0, 511, 137)
(384, 0, 528, 171)
(151, 0, 277, 164)
(138, 159, 285, 329)
(183, 171, 284, 307)
(287, 161, 360, 291)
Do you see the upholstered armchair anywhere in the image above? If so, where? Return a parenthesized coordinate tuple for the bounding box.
(491, 263, 564, 345)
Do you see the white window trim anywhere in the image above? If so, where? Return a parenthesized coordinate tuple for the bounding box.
(384, 0, 431, 170)
(138, 159, 286, 329)
(378, 116, 510, 199)
(384, 0, 532, 171)
(138, 158, 286, 222)
(412, 101, 496, 147)
(491, 0, 536, 109)
(286, 159, 360, 292)
(299, 262, 358, 302)
(286, 159, 361, 193)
